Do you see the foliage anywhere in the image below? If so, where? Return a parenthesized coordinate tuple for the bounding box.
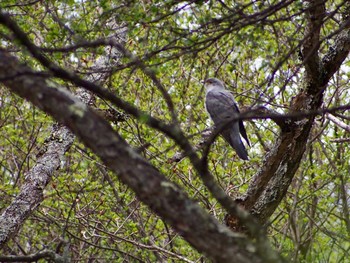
(0, 0, 349, 262)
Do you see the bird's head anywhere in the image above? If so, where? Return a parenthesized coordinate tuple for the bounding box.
(204, 78, 225, 92)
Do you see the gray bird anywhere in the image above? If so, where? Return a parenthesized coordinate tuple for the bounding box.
(204, 78, 250, 160)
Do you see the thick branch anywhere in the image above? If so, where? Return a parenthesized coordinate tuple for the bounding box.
(0, 249, 68, 263)
(302, 0, 326, 80)
(322, 21, 350, 81)
(0, 124, 74, 246)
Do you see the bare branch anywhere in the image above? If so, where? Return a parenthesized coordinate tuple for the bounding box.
(330, 138, 350, 143)
(326, 113, 350, 132)
(322, 20, 350, 81)
(0, 249, 68, 263)
(0, 124, 74, 247)
(302, 0, 326, 79)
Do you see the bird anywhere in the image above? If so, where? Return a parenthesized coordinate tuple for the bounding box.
(204, 78, 250, 160)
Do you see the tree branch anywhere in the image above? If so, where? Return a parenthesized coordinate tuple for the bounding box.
(326, 113, 350, 132)
(302, 0, 326, 80)
(0, 249, 68, 263)
(0, 124, 74, 247)
(322, 19, 350, 81)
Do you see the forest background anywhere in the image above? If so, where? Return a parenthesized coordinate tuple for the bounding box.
(0, 0, 350, 262)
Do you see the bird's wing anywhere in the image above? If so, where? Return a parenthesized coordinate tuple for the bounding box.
(232, 103, 250, 147)
(205, 90, 237, 126)
(206, 90, 250, 146)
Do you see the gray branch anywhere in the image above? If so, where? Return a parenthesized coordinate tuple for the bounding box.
(0, 248, 69, 263)
(0, 123, 74, 246)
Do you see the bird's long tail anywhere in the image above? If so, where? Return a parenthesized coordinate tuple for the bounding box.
(230, 136, 249, 160)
